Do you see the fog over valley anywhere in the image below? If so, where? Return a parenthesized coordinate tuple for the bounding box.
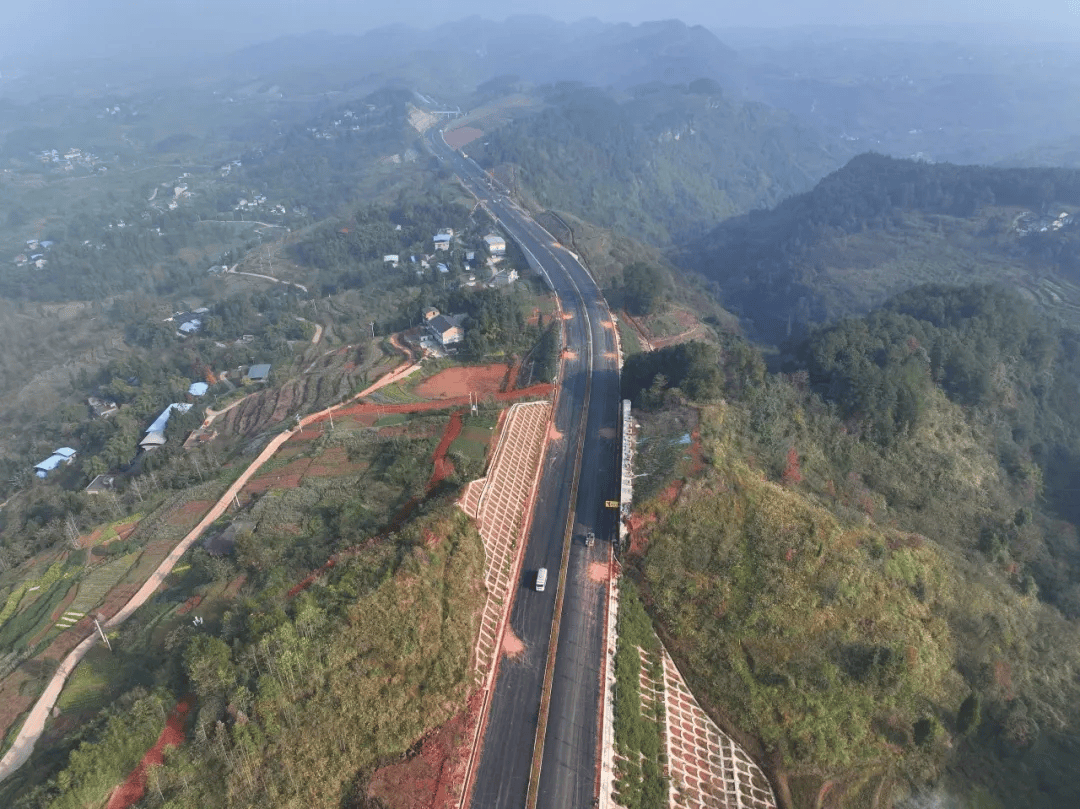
(0, 5, 1079, 809)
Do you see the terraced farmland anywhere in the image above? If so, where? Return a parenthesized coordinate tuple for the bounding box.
(55, 554, 138, 630)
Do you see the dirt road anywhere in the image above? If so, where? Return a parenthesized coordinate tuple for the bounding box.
(225, 265, 307, 293)
(0, 358, 419, 783)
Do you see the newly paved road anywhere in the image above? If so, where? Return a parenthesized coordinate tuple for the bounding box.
(428, 130, 622, 808)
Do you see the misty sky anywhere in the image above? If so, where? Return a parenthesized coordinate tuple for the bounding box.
(3, 0, 1080, 60)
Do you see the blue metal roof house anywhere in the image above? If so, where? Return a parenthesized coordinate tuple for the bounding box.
(34, 447, 77, 478)
(140, 403, 192, 449)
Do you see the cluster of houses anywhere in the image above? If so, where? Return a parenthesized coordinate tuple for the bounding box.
(35, 147, 101, 171)
(298, 107, 382, 142)
(1014, 210, 1074, 236)
(145, 174, 196, 211)
(383, 230, 518, 290)
(234, 193, 286, 216)
(13, 238, 55, 269)
(431, 229, 507, 257)
(166, 307, 210, 336)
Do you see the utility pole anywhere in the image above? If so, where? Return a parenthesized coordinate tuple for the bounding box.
(94, 617, 112, 651)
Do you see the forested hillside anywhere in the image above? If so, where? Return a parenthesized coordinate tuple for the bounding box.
(474, 83, 848, 244)
(12, 507, 484, 809)
(625, 284, 1080, 809)
(682, 153, 1080, 342)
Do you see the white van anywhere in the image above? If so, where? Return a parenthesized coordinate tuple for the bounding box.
(536, 567, 548, 592)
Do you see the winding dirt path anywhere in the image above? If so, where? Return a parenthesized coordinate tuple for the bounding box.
(224, 264, 308, 293)
(201, 393, 254, 427)
(0, 357, 421, 783)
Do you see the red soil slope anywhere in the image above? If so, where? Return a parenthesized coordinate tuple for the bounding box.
(106, 699, 191, 809)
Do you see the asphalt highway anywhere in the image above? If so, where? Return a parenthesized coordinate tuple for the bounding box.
(428, 129, 622, 809)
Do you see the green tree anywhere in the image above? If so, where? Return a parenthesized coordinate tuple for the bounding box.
(184, 635, 236, 699)
(623, 262, 666, 316)
(957, 693, 982, 735)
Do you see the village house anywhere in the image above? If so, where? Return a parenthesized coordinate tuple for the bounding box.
(433, 229, 453, 251)
(87, 396, 119, 418)
(427, 314, 465, 347)
(169, 307, 210, 335)
(246, 364, 272, 384)
(483, 234, 507, 256)
(140, 403, 192, 450)
(490, 268, 520, 288)
(85, 474, 117, 494)
(34, 447, 77, 479)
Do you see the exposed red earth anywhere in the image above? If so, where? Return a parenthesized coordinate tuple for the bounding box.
(686, 429, 705, 475)
(587, 562, 609, 583)
(367, 689, 485, 809)
(414, 364, 510, 399)
(222, 574, 247, 599)
(430, 411, 464, 490)
(502, 628, 525, 657)
(286, 557, 337, 599)
(176, 595, 202, 615)
(626, 511, 658, 557)
(317, 383, 552, 425)
(165, 500, 216, 526)
(105, 699, 192, 809)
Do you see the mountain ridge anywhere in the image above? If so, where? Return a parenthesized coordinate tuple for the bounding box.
(681, 153, 1080, 342)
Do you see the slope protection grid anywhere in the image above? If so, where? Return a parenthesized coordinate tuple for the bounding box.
(661, 648, 776, 809)
(456, 400, 552, 808)
(460, 400, 551, 684)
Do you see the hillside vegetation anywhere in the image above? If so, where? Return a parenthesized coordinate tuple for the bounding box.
(682, 153, 1080, 342)
(15, 506, 484, 809)
(475, 83, 848, 245)
(626, 285, 1080, 809)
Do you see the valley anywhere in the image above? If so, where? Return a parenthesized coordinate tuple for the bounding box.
(1, 13, 1080, 809)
